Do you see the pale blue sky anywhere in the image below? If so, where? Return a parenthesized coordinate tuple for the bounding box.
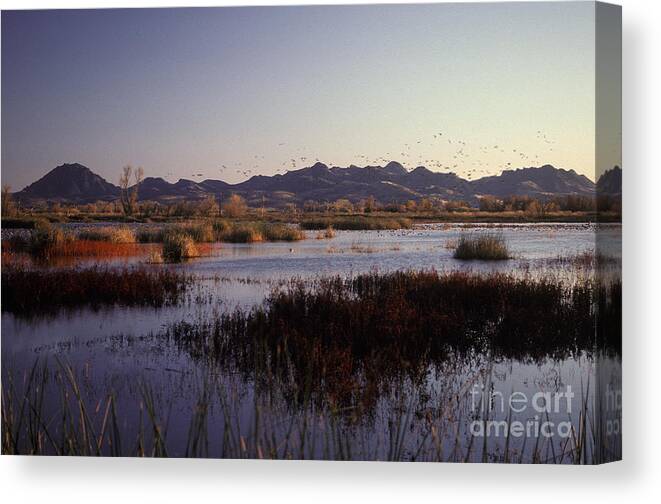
(2, 3, 607, 190)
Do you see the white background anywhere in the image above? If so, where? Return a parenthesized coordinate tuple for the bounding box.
(1, 0, 659, 502)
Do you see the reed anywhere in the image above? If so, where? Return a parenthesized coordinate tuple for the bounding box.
(78, 226, 136, 243)
(1, 265, 190, 315)
(1, 356, 603, 462)
(219, 224, 264, 243)
(137, 220, 304, 244)
(136, 227, 167, 243)
(164, 271, 620, 416)
(258, 223, 304, 242)
(4, 222, 149, 259)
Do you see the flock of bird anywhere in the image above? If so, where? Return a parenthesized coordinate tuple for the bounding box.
(181, 129, 560, 183)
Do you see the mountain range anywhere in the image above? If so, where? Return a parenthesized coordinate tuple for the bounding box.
(13, 161, 608, 207)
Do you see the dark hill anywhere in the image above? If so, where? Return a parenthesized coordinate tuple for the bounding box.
(596, 166, 622, 195)
(15, 163, 120, 203)
(470, 165, 594, 198)
(12, 161, 596, 207)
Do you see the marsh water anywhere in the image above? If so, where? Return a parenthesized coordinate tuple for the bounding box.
(1, 223, 622, 462)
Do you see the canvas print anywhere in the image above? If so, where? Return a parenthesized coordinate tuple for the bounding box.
(1, 2, 621, 463)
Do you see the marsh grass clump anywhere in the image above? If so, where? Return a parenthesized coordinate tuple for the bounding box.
(211, 218, 232, 237)
(301, 216, 412, 231)
(78, 226, 136, 243)
(214, 221, 303, 243)
(259, 223, 304, 242)
(220, 224, 264, 243)
(30, 221, 68, 255)
(316, 226, 336, 239)
(1, 266, 190, 315)
(162, 232, 199, 262)
(180, 222, 215, 243)
(453, 233, 510, 260)
(136, 220, 304, 244)
(147, 249, 164, 264)
(7, 220, 71, 258)
(136, 227, 167, 243)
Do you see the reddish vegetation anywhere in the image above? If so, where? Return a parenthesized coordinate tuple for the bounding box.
(168, 270, 621, 412)
(2, 238, 211, 262)
(44, 239, 146, 257)
(2, 237, 147, 258)
(2, 266, 191, 315)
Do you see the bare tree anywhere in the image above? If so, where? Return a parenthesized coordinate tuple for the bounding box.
(131, 166, 144, 214)
(119, 165, 144, 216)
(197, 194, 220, 217)
(222, 194, 247, 218)
(1, 184, 16, 217)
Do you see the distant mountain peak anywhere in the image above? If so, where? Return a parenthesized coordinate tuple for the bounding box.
(307, 161, 330, 173)
(383, 161, 407, 176)
(16, 162, 120, 202)
(52, 162, 92, 172)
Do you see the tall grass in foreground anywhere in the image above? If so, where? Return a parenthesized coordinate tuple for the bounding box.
(453, 233, 510, 260)
(1, 356, 609, 462)
(1, 266, 190, 315)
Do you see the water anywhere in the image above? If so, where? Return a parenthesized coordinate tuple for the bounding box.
(1, 223, 622, 461)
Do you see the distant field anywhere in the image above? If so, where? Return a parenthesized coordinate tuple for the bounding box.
(1, 209, 618, 230)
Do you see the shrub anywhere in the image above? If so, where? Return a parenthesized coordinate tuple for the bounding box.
(453, 234, 510, 260)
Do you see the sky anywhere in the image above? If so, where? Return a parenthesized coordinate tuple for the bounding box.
(1, 2, 618, 190)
